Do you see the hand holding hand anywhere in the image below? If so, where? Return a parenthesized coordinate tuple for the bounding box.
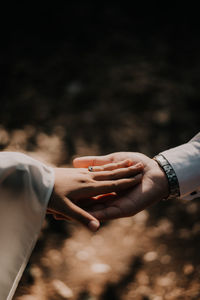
(73, 152, 169, 221)
(48, 159, 143, 231)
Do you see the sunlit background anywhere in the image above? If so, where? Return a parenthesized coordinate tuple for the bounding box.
(1, 3, 200, 300)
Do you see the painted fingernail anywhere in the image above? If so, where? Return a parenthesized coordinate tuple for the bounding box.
(88, 220, 100, 232)
(125, 159, 133, 166)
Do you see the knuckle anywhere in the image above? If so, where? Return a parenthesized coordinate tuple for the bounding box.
(80, 168, 88, 174)
(111, 181, 119, 190)
(109, 169, 118, 178)
(107, 174, 116, 181)
(98, 166, 104, 171)
(91, 174, 99, 181)
(127, 177, 134, 183)
(79, 179, 88, 184)
(89, 173, 97, 182)
(79, 175, 93, 185)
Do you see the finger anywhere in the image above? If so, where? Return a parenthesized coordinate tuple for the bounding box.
(46, 208, 53, 214)
(47, 208, 72, 220)
(90, 159, 133, 172)
(88, 173, 143, 196)
(73, 155, 112, 168)
(92, 163, 143, 181)
(57, 197, 100, 232)
(53, 214, 67, 220)
(89, 205, 123, 221)
(77, 193, 117, 209)
(47, 207, 58, 214)
(53, 214, 71, 221)
(88, 193, 147, 220)
(93, 193, 117, 202)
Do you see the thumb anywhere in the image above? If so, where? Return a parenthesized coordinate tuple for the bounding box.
(60, 197, 100, 232)
(73, 155, 113, 168)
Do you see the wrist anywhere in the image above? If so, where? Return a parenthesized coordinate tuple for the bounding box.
(150, 158, 170, 200)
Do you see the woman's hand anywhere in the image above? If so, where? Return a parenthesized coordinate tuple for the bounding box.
(73, 152, 169, 221)
(48, 159, 143, 231)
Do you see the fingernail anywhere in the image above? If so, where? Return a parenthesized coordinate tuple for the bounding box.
(88, 220, 100, 232)
(126, 159, 133, 166)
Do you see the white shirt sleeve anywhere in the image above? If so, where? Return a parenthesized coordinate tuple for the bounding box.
(161, 133, 200, 200)
(0, 152, 54, 300)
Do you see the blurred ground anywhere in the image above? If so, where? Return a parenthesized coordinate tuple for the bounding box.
(1, 3, 200, 300)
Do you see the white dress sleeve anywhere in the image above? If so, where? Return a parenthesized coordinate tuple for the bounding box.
(161, 133, 200, 200)
(0, 152, 54, 300)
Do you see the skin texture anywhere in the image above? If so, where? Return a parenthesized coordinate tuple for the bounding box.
(48, 159, 144, 231)
(73, 152, 169, 221)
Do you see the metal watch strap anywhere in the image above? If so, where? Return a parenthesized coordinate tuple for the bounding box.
(153, 154, 180, 200)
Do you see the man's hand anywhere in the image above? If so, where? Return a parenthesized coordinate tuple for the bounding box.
(48, 159, 143, 231)
(73, 152, 169, 220)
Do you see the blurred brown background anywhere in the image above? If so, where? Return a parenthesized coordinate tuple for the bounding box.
(1, 3, 200, 300)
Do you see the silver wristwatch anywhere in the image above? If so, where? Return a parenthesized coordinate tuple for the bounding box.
(153, 154, 180, 200)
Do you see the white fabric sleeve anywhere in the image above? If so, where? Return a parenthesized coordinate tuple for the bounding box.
(161, 133, 200, 200)
(0, 152, 54, 300)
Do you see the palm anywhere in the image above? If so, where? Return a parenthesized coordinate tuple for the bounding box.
(73, 152, 168, 220)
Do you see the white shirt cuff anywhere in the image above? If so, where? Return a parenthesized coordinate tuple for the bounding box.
(161, 138, 200, 200)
